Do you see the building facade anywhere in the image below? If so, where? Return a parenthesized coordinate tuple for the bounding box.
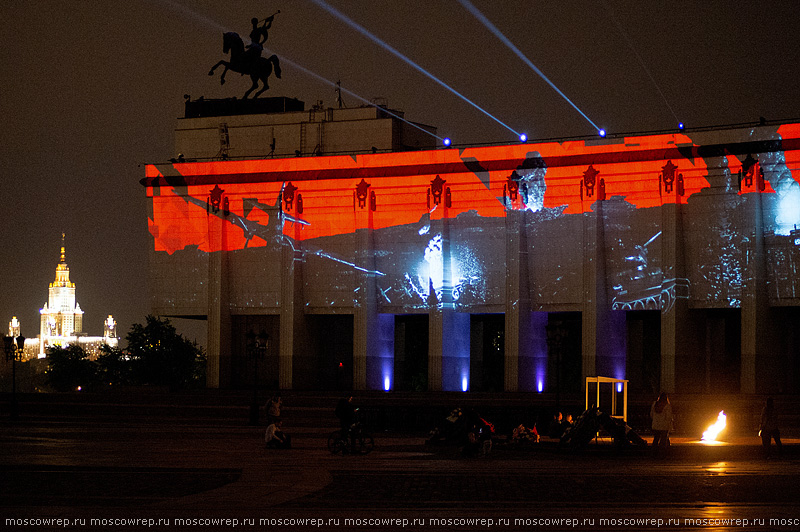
(38, 235, 118, 357)
(143, 106, 800, 395)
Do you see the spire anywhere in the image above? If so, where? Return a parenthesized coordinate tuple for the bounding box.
(52, 233, 73, 288)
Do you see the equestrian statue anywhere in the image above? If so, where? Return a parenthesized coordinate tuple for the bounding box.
(209, 11, 282, 98)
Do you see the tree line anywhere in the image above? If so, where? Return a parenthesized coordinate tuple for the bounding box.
(45, 315, 205, 391)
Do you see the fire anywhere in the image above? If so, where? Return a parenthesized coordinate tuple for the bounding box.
(701, 411, 727, 442)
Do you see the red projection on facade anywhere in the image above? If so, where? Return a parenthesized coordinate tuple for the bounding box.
(143, 128, 800, 255)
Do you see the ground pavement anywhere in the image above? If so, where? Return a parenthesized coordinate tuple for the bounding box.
(2, 411, 800, 532)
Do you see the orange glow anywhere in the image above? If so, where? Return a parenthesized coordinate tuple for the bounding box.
(143, 129, 800, 254)
(702, 411, 727, 442)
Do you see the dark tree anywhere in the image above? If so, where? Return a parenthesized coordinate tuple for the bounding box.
(125, 315, 205, 390)
(46, 344, 99, 392)
(96, 343, 135, 386)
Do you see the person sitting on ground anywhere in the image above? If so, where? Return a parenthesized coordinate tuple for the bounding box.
(265, 420, 291, 449)
(547, 412, 566, 439)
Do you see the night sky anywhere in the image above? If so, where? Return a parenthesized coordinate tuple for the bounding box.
(2, 1, 799, 346)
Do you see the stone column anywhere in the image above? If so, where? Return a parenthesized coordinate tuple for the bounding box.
(207, 213, 231, 389)
(279, 224, 304, 390)
(581, 203, 599, 384)
(740, 191, 767, 394)
(428, 290, 443, 391)
(504, 209, 530, 391)
(660, 200, 688, 394)
(353, 188, 378, 390)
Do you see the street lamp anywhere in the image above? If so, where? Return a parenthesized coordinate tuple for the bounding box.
(246, 330, 269, 425)
(3, 335, 25, 421)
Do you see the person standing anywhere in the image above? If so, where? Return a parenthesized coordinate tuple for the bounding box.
(650, 392, 673, 448)
(760, 397, 782, 458)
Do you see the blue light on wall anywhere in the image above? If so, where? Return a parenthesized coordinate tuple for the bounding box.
(523, 312, 549, 393)
(367, 314, 395, 391)
(443, 312, 470, 392)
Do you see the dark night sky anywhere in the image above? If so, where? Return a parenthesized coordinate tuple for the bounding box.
(2, 1, 799, 345)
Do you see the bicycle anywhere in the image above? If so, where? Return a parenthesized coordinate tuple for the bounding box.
(327, 422, 374, 455)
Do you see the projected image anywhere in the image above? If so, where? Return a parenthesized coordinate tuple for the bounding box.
(401, 232, 487, 305)
(144, 125, 800, 316)
(507, 153, 547, 213)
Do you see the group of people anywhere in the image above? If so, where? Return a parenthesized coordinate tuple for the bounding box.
(650, 392, 782, 457)
(546, 411, 574, 439)
(263, 394, 362, 451)
(262, 390, 785, 457)
(507, 411, 575, 445)
(427, 407, 496, 456)
(264, 392, 291, 449)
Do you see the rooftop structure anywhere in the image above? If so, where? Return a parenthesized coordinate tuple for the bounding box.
(173, 97, 438, 162)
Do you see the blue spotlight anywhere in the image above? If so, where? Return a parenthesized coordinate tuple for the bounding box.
(310, 0, 521, 139)
(443, 137, 452, 146)
(598, 129, 607, 137)
(520, 133, 527, 143)
(678, 122, 685, 130)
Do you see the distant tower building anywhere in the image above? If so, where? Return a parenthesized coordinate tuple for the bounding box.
(39, 234, 85, 355)
(8, 316, 20, 337)
(36, 235, 119, 357)
(104, 315, 117, 339)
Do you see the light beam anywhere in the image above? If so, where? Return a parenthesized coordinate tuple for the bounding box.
(267, 47, 447, 144)
(309, 0, 521, 139)
(154, 0, 446, 144)
(457, 0, 601, 134)
(601, 0, 683, 128)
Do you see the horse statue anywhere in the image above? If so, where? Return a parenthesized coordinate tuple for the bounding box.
(209, 32, 282, 98)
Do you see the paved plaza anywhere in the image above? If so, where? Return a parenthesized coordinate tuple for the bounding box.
(2, 396, 800, 531)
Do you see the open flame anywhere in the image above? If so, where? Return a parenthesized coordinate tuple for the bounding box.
(701, 410, 727, 442)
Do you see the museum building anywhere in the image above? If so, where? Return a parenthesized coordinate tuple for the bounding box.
(143, 97, 800, 395)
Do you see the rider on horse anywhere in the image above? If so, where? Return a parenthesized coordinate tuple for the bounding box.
(245, 12, 277, 69)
